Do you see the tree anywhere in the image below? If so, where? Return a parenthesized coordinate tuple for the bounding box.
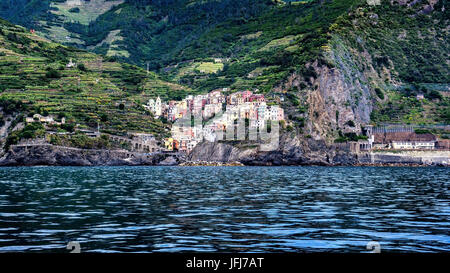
(100, 113, 108, 122)
(61, 123, 75, 132)
(375, 88, 384, 100)
(45, 68, 61, 79)
(77, 63, 87, 71)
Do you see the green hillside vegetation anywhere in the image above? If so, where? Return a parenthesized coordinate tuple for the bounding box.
(73, 0, 353, 94)
(0, 18, 187, 146)
(330, 0, 449, 124)
(0, 0, 448, 142)
(0, 0, 125, 45)
(1, 0, 339, 93)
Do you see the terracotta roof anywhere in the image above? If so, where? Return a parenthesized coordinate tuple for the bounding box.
(374, 132, 437, 143)
(437, 139, 450, 148)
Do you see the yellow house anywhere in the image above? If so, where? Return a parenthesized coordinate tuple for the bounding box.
(164, 138, 174, 151)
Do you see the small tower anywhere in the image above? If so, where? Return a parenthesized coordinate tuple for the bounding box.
(66, 58, 76, 68)
(365, 125, 373, 137)
(155, 97, 162, 117)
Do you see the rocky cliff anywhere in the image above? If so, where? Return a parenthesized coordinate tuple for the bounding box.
(188, 136, 449, 166)
(188, 134, 358, 166)
(0, 142, 447, 167)
(0, 145, 184, 166)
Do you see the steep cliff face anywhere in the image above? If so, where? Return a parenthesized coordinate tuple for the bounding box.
(276, 0, 448, 141)
(277, 36, 377, 141)
(188, 134, 359, 166)
(314, 36, 375, 132)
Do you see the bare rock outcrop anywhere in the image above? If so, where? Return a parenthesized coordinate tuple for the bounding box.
(0, 145, 184, 166)
(188, 134, 358, 166)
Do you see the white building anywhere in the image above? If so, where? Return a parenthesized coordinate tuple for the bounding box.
(26, 114, 55, 124)
(392, 141, 435, 150)
(203, 103, 222, 119)
(146, 97, 162, 117)
(66, 58, 76, 68)
(257, 102, 267, 120)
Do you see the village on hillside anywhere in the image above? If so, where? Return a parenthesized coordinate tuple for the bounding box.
(13, 84, 448, 156)
(144, 89, 285, 153)
(142, 89, 449, 154)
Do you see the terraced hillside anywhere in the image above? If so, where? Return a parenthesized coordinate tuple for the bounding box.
(0, 18, 189, 145)
(0, 0, 448, 144)
(331, 1, 449, 123)
(0, 0, 125, 45)
(271, 0, 449, 140)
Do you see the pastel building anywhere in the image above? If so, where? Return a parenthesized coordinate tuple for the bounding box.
(146, 97, 162, 117)
(153, 89, 284, 153)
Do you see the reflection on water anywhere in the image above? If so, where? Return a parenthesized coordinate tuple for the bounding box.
(0, 166, 448, 253)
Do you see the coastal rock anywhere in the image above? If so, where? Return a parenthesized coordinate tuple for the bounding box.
(188, 135, 358, 166)
(158, 156, 179, 166)
(1, 141, 447, 167)
(0, 145, 183, 166)
(179, 161, 244, 166)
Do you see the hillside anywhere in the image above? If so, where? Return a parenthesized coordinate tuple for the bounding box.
(0, 0, 449, 145)
(275, 0, 449, 140)
(0, 17, 191, 150)
(0, 0, 354, 92)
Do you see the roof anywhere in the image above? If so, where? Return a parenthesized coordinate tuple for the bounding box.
(374, 132, 437, 143)
(436, 139, 450, 148)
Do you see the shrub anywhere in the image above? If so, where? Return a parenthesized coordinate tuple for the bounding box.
(100, 113, 108, 122)
(77, 63, 87, 71)
(45, 68, 61, 79)
(61, 123, 75, 132)
(425, 90, 442, 100)
(414, 128, 431, 134)
(375, 88, 384, 100)
(69, 7, 80, 13)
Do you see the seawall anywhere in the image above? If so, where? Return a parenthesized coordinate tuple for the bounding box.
(357, 151, 450, 166)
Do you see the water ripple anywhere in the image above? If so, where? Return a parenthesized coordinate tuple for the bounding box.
(0, 166, 448, 252)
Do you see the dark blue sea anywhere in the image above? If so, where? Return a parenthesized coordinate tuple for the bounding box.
(0, 166, 448, 253)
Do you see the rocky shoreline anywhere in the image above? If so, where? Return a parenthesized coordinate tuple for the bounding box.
(0, 140, 448, 167)
(179, 161, 245, 166)
(0, 144, 185, 167)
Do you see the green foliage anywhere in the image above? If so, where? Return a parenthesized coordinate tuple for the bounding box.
(334, 1, 449, 125)
(338, 2, 449, 84)
(0, 18, 170, 139)
(100, 113, 108, 122)
(77, 63, 87, 71)
(0, 0, 448, 137)
(375, 88, 384, 100)
(69, 7, 80, 13)
(18, 0, 355, 94)
(4, 122, 45, 150)
(425, 90, 443, 101)
(334, 131, 367, 143)
(414, 128, 431, 135)
(45, 68, 61, 79)
(61, 123, 75, 133)
(0, 98, 28, 115)
(50, 133, 112, 149)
